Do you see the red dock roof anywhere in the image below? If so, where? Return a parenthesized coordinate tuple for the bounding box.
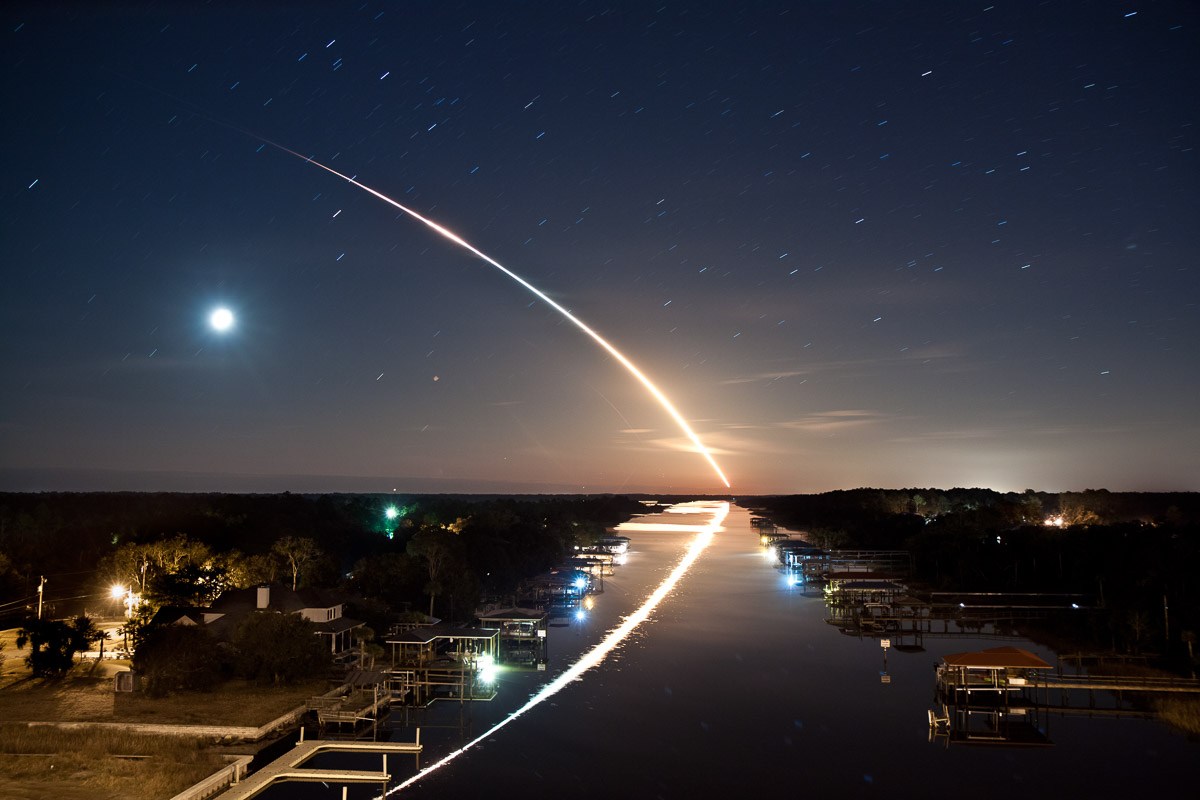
(942, 646, 1050, 669)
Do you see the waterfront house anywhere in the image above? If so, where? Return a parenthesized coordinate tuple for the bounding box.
(151, 583, 364, 654)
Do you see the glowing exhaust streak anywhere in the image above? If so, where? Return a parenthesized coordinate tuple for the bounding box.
(264, 142, 730, 488)
(386, 501, 729, 794)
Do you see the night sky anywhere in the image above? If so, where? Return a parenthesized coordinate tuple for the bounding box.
(2, 2, 1197, 495)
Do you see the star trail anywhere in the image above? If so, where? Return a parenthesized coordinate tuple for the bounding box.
(1, 2, 1197, 494)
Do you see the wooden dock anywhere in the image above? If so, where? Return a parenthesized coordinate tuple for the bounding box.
(308, 689, 392, 726)
(1036, 673, 1200, 694)
(212, 735, 422, 800)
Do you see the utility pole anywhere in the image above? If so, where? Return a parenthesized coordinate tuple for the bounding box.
(37, 575, 46, 619)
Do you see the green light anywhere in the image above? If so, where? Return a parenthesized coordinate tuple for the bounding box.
(383, 504, 401, 539)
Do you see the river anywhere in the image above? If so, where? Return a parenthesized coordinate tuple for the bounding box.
(270, 502, 1195, 798)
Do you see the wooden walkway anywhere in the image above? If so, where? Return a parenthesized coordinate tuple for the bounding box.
(212, 735, 422, 800)
(309, 690, 392, 725)
(1037, 674, 1200, 694)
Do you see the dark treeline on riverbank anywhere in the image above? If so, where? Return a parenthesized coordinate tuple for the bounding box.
(0, 492, 646, 626)
(751, 488, 1200, 666)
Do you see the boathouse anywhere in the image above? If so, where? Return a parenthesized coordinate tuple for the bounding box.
(524, 568, 589, 610)
(384, 625, 500, 706)
(933, 646, 1053, 746)
(478, 607, 548, 668)
(937, 646, 1050, 694)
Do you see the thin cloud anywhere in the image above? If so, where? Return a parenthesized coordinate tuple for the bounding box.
(776, 409, 888, 433)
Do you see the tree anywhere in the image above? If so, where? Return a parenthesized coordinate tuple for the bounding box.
(231, 552, 278, 587)
(133, 625, 223, 696)
(101, 534, 214, 598)
(353, 625, 384, 669)
(349, 553, 425, 610)
(16, 615, 100, 677)
(407, 529, 462, 618)
(145, 560, 233, 607)
(119, 603, 156, 656)
(233, 611, 330, 685)
(271, 536, 321, 591)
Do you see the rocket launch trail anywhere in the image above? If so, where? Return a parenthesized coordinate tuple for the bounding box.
(267, 141, 730, 488)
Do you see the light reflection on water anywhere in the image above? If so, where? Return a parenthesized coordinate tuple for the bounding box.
(264, 504, 1196, 799)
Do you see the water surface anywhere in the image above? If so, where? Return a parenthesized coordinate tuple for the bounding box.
(276, 503, 1196, 798)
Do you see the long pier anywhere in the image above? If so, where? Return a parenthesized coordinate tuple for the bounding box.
(1036, 673, 1200, 694)
(211, 735, 422, 800)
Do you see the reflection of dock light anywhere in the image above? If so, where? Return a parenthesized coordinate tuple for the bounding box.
(584, 597, 594, 610)
(390, 501, 730, 794)
(786, 574, 799, 586)
(575, 609, 586, 621)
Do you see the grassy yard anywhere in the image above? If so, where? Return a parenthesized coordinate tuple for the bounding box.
(0, 628, 331, 800)
(0, 667, 327, 727)
(112, 678, 330, 726)
(2, 628, 328, 727)
(0, 724, 235, 800)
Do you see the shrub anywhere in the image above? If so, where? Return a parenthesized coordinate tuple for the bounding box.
(233, 611, 330, 685)
(133, 624, 224, 696)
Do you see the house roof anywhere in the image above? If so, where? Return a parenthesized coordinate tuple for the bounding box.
(942, 646, 1051, 669)
(296, 587, 345, 610)
(209, 583, 347, 615)
(149, 606, 210, 627)
(479, 607, 546, 622)
(313, 616, 363, 636)
(386, 625, 500, 645)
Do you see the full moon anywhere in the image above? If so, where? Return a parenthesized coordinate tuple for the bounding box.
(210, 307, 234, 331)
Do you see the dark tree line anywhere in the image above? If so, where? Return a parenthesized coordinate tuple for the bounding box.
(751, 488, 1200, 665)
(0, 492, 644, 626)
(348, 495, 644, 622)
